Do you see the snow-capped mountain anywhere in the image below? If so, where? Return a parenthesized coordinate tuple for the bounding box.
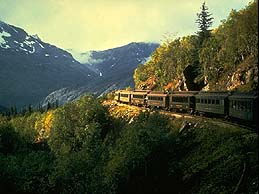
(71, 42, 159, 90)
(0, 21, 159, 108)
(0, 21, 96, 109)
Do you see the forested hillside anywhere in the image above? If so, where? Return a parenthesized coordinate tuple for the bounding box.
(134, 1, 258, 92)
(0, 97, 257, 193)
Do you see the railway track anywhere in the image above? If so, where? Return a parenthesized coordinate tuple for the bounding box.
(159, 108, 257, 131)
(128, 104, 256, 131)
(104, 100, 257, 131)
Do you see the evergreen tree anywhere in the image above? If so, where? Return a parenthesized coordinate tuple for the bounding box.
(196, 2, 214, 46)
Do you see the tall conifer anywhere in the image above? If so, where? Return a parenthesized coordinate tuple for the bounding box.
(196, 2, 214, 46)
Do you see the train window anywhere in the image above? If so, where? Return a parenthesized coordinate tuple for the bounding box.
(149, 96, 163, 101)
(121, 94, 128, 98)
(201, 99, 204, 103)
(148, 96, 163, 101)
(212, 99, 215, 104)
(133, 95, 143, 99)
(234, 100, 237, 109)
(244, 101, 248, 111)
(237, 101, 240, 110)
(204, 99, 207, 104)
(240, 101, 244, 110)
(208, 99, 211, 104)
(197, 99, 200, 103)
(173, 97, 188, 103)
(215, 100, 219, 104)
(247, 101, 252, 112)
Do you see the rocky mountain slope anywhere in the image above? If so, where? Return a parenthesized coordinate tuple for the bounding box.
(133, 1, 258, 92)
(0, 21, 96, 109)
(41, 42, 159, 106)
(72, 42, 159, 90)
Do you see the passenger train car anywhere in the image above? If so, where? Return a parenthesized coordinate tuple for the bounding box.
(170, 91, 198, 113)
(114, 89, 258, 128)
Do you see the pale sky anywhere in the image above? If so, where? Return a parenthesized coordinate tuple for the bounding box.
(0, 0, 251, 52)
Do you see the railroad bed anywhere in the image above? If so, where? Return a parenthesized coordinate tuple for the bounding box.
(103, 100, 256, 132)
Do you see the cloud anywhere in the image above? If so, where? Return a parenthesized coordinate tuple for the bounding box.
(0, 0, 251, 51)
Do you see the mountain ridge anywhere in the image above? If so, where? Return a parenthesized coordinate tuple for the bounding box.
(1, 20, 159, 109)
(41, 42, 159, 106)
(0, 20, 96, 109)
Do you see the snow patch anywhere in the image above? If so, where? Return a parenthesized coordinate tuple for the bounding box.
(32, 34, 40, 40)
(70, 50, 104, 64)
(10, 26, 18, 33)
(23, 39, 36, 53)
(141, 56, 151, 63)
(0, 30, 11, 48)
(38, 42, 44, 48)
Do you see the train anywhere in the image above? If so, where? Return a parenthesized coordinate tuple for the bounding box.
(114, 89, 258, 128)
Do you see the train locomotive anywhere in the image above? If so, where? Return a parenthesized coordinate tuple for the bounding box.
(114, 89, 258, 128)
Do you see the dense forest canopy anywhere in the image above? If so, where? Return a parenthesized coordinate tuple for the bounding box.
(134, 0, 258, 92)
(0, 95, 258, 194)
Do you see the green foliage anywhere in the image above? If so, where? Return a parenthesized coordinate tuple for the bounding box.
(48, 95, 110, 156)
(134, 37, 200, 90)
(104, 112, 173, 192)
(134, 0, 258, 92)
(199, 0, 258, 90)
(1, 151, 54, 194)
(0, 96, 258, 193)
(170, 121, 258, 194)
(10, 112, 40, 144)
(49, 124, 107, 194)
(0, 116, 21, 154)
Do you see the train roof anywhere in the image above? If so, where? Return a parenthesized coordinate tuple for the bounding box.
(196, 91, 231, 97)
(131, 91, 150, 95)
(147, 93, 168, 97)
(119, 90, 132, 94)
(149, 91, 166, 94)
(229, 92, 258, 99)
(133, 89, 151, 92)
(172, 91, 199, 94)
(171, 91, 199, 96)
(171, 93, 197, 97)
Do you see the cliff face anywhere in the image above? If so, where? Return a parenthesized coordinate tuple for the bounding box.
(225, 58, 258, 91)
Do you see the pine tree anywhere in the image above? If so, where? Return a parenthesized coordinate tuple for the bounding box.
(196, 2, 214, 46)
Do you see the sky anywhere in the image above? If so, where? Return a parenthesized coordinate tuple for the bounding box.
(0, 0, 251, 52)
